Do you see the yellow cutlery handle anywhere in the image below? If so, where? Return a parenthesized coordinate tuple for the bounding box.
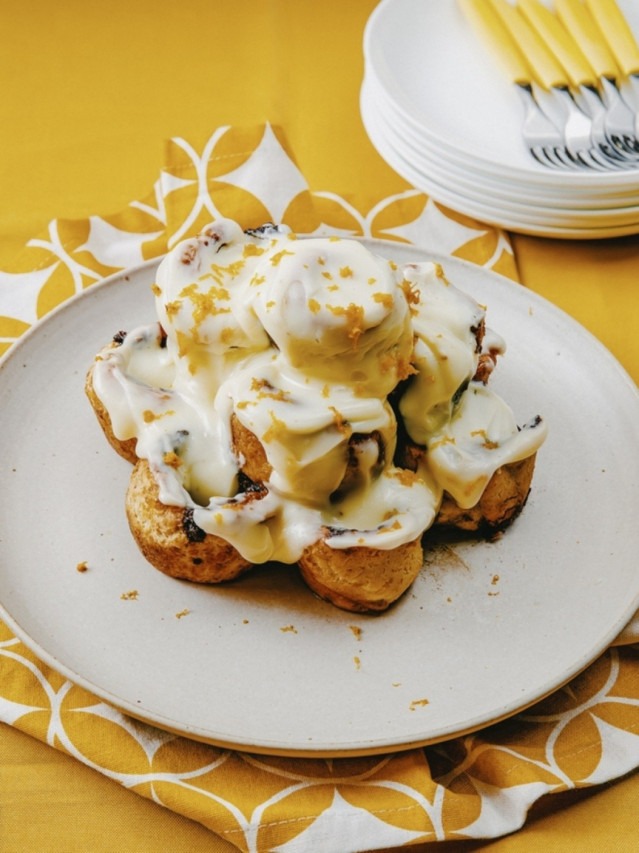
(556, 0, 621, 80)
(518, 0, 596, 87)
(486, 0, 568, 90)
(585, 0, 639, 76)
(458, 0, 533, 86)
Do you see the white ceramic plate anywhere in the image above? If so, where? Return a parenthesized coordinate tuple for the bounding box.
(1, 242, 639, 757)
(365, 66, 639, 202)
(361, 89, 639, 238)
(365, 77, 639, 215)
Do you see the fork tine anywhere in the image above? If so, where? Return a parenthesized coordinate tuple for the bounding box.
(531, 82, 614, 169)
(573, 82, 637, 165)
(599, 77, 639, 155)
(618, 73, 639, 140)
(516, 84, 582, 168)
(553, 84, 628, 169)
(558, 0, 639, 159)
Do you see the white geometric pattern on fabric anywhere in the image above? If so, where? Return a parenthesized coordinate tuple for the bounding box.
(585, 717, 639, 784)
(217, 124, 310, 225)
(163, 127, 231, 248)
(272, 790, 427, 852)
(0, 265, 54, 325)
(459, 779, 553, 839)
(385, 195, 493, 255)
(78, 216, 163, 268)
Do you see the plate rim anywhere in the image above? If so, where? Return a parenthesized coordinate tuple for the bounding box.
(360, 91, 639, 239)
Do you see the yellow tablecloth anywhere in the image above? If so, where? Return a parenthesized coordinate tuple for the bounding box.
(1, 2, 638, 851)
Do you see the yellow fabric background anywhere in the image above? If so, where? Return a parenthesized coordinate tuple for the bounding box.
(1, 1, 639, 851)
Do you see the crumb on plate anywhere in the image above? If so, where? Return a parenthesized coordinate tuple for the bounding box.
(120, 590, 139, 600)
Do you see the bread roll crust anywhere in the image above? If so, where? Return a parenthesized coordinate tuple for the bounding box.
(126, 459, 252, 583)
(230, 414, 272, 483)
(298, 536, 424, 613)
(435, 454, 536, 533)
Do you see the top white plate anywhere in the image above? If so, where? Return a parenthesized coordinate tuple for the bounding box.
(364, 0, 639, 190)
(1, 241, 638, 756)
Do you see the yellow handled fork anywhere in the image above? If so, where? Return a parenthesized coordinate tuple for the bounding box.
(554, 0, 639, 157)
(460, 0, 575, 167)
(518, 0, 637, 162)
(460, 0, 619, 169)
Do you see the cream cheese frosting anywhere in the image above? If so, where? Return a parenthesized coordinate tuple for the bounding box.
(91, 220, 547, 564)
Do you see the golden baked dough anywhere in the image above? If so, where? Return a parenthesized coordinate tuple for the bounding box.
(231, 417, 420, 612)
(126, 459, 252, 583)
(86, 363, 256, 585)
(435, 454, 537, 533)
(230, 414, 272, 483)
(298, 536, 424, 613)
(230, 414, 386, 503)
(397, 435, 536, 536)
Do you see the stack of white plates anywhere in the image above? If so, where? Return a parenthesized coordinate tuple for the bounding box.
(361, 0, 639, 239)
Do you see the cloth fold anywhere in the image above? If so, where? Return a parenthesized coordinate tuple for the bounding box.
(1, 124, 638, 853)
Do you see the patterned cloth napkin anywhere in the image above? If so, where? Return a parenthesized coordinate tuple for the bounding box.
(1, 124, 638, 852)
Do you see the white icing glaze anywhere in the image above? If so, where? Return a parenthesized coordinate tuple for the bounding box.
(91, 220, 547, 564)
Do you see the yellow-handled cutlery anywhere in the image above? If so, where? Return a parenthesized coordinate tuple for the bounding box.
(554, 0, 639, 157)
(585, 0, 639, 130)
(460, 0, 639, 169)
(519, 0, 638, 162)
(586, 0, 639, 78)
(459, 0, 574, 167)
(487, 0, 617, 167)
(460, 0, 612, 168)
